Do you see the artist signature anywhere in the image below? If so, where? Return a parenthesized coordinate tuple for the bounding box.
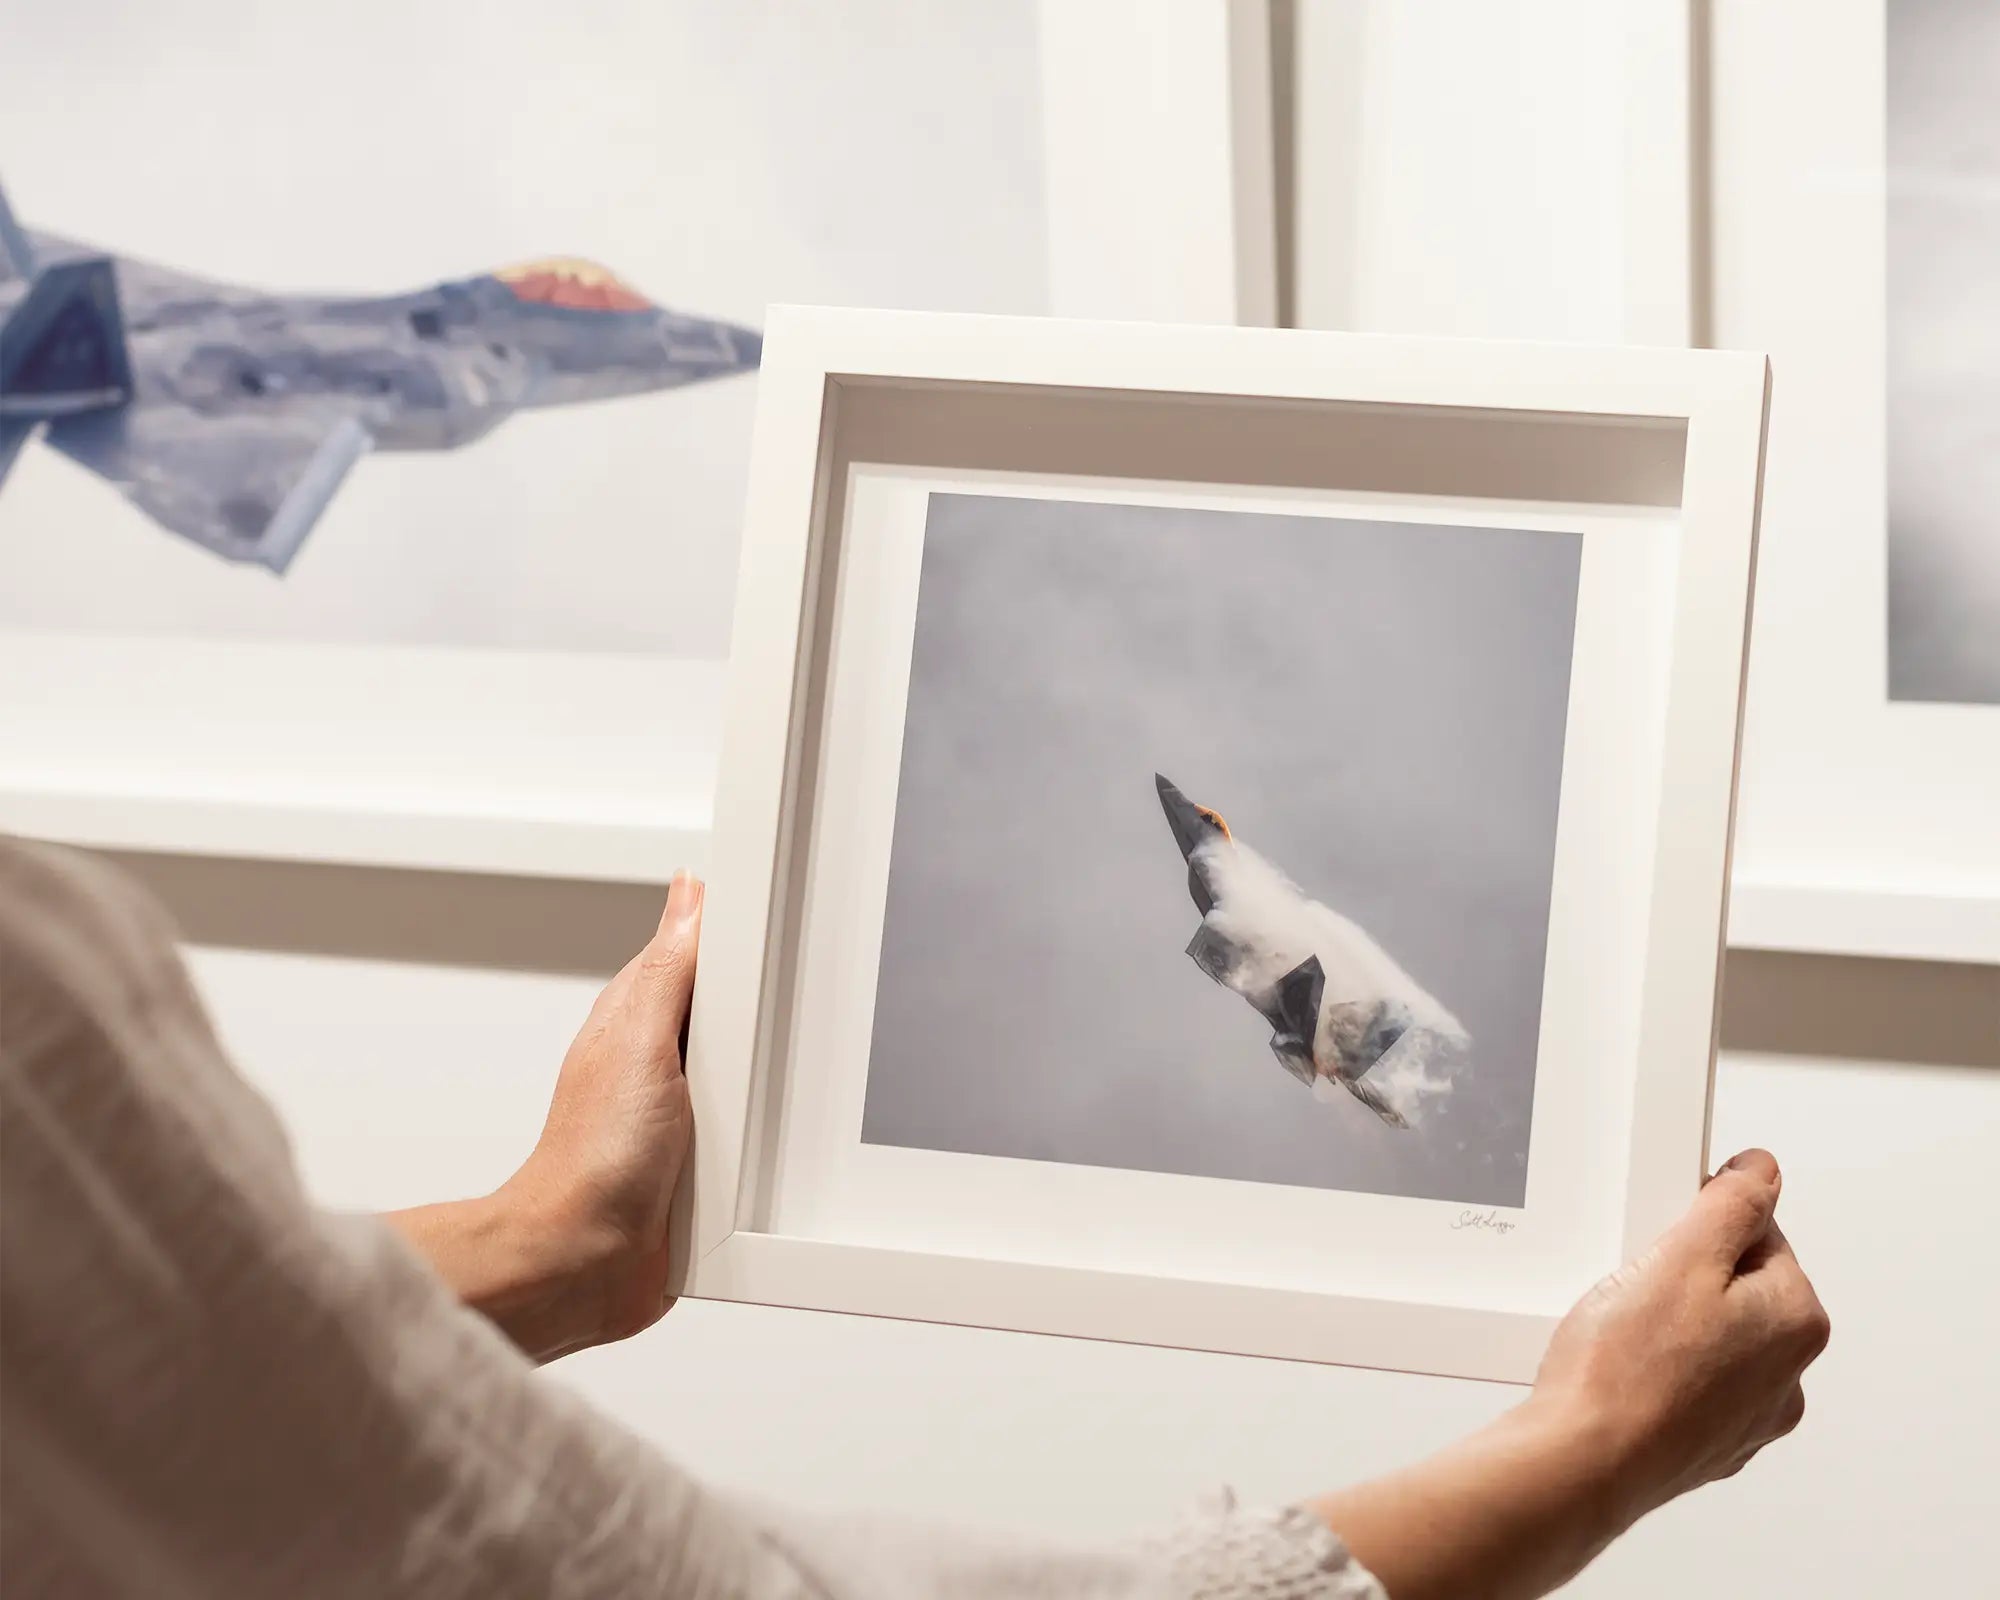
(1449, 1208, 1518, 1236)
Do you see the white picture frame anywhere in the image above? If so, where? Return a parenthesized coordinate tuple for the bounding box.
(676, 305, 1769, 1383)
(0, 4, 1275, 882)
(1038, 0, 1278, 329)
(1703, 0, 2000, 965)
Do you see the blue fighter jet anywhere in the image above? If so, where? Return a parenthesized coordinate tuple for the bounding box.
(0, 181, 761, 573)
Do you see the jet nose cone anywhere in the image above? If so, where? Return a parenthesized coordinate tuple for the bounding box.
(653, 313, 763, 377)
(1155, 773, 1203, 860)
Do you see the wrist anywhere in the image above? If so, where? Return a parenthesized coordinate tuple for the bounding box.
(1502, 1387, 1650, 1545)
(485, 1169, 632, 1357)
(1307, 1387, 1649, 1600)
(388, 1182, 617, 1362)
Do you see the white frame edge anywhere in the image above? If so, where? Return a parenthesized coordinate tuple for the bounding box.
(1624, 0, 1697, 347)
(1037, 0, 1278, 327)
(0, 787, 714, 884)
(1729, 883, 2000, 967)
(0, 642, 726, 883)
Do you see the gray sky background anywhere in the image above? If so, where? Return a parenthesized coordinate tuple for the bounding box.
(859, 495, 1580, 1207)
(1888, 0, 2000, 704)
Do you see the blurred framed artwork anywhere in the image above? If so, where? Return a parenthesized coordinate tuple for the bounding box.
(677, 306, 1770, 1382)
(1704, 0, 2000, 963)
(1285, 0, 1698, 346)
(0, 0, 1273, 879)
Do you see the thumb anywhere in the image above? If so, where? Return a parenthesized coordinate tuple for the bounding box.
(655, 869, 705, 943)
(1666, 1148, 1781, 1272)
(639, 871, 705, 1040)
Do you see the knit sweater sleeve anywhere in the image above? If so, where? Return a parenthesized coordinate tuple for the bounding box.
(0, 836, 1384, 1600)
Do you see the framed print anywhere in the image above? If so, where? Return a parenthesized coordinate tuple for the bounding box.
(1038, 0, 1278, 328)
(676, 306, 1769, 1382)
(1708, 0, 2000, 962)
(1288, 0, 1695, 345)
(0, 0, 1266, 881)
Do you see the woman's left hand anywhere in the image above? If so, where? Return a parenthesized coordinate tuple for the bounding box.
(387, 872, 704, 1361)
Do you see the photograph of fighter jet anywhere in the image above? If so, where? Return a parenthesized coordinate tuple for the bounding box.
(1153, 773, 1470, 1131)
(0, 179, 761, 575)
(0, 0, 1049, 660)
(859, 493, 1580, 1209)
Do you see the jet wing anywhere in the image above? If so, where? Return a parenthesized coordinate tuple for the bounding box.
(1184, 920, 1241, 986)
(0, 417, 34, 492)
(43, 407, 371, 572)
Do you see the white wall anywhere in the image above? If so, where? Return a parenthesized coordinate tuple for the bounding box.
(118, 851, 1998, 1597)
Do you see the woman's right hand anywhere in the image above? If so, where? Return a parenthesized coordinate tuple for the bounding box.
(1311, 1149, 1828, 1600)
(1532, 1146, 1831, 1522)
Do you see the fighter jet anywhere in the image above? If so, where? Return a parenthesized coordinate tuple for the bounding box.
(1154, 772, 1469, 1130)
(0, 180, 761, 573)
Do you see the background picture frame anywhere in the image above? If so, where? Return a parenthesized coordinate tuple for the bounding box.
(1284, 0, 1695, 345)
(0, 1, 1277, 883)
(675, 305, 1770, 1384)
(1287, 0, 1998, 965)
(1701, 0, 2000, 965)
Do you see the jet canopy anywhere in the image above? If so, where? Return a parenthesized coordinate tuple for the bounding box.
(493, 257, 654, 313)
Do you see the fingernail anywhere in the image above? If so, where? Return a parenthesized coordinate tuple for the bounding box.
(1721, 1150, 1782, 1193)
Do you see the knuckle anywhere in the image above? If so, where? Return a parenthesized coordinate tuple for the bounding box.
(1791, 1297, 1832, 1359)
(1717, 1183, 1770, 1238)
(641, 937, 692, 990)
(1779, 1388, 1807, 1435)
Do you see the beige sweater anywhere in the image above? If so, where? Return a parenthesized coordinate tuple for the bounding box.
(0, 837, 1385, 1600)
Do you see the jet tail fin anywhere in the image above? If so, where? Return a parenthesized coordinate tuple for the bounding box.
(1270, 956, 1325, 1046)
(1343, 1072, 1412, 1130)
(0, 181, 33, 285)
(1268, 1035, 1317, 1089)
(1261, 956, 1328, 1092)
(1, 256, 133, 418)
